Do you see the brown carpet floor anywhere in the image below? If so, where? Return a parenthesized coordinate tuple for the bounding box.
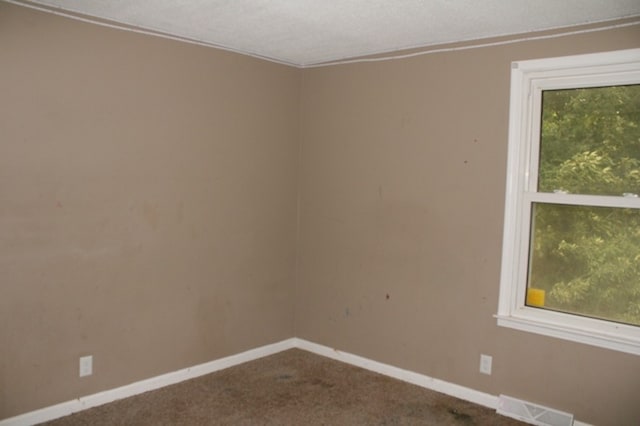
(42, 349, 525, 425)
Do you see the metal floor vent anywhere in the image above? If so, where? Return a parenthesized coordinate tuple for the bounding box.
(497, 394, 574, 426)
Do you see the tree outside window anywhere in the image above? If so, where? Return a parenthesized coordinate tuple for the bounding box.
(528, 85, 640, 326)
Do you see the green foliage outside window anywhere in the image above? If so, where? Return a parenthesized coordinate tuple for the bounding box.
(528, 85, 640, 325)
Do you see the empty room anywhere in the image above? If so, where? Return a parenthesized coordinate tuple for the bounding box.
(2, 1, 640, 425)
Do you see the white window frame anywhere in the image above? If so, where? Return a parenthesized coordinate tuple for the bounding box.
(497, 48, 640, 356)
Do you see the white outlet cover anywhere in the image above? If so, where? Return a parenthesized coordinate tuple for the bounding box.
(480, 354, 492, 375)
(79, 355, 93, 377)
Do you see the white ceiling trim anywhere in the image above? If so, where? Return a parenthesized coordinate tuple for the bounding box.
(318, 20, 640, 68)
(5, 0, 300, 67)
(7, 0, 640, 68)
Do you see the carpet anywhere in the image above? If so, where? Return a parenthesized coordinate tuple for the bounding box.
(42, 348, 525, 425)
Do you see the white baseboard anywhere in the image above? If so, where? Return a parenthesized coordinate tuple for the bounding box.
(0, 339, 297, 426)
(1, 337, 592, 426)
(292, 338, 498, 409)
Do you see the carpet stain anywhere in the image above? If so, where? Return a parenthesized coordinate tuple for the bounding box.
(448, 407, 474, 423)
(276, 374, 293, 381)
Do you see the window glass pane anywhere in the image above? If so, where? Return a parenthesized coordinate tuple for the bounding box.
(539, 85, 640, 196)
(527, 203, 640, 326)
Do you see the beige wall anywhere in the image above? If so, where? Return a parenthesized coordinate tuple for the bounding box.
(296, 24, 640, 426)
(2, 2, 640, 424)
(0, 3, 299, 418)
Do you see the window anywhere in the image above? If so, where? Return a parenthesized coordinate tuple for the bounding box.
(497, 49, 640, 355)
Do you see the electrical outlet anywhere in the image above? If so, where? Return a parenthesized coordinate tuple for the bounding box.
(79, 355, 93, 377)
(480, 354, 492, 375)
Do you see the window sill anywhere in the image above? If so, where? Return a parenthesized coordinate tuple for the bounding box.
(495, 310, 640, 355)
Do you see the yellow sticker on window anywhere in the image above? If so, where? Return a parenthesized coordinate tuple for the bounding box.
(527, 288, 545, 307)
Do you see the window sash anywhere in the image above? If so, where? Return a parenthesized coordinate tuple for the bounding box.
(524, 192, 640, 209)
(526, 71, 640, 194)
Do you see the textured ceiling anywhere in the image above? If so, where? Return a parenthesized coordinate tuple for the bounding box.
(13, 0, 640, 66)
